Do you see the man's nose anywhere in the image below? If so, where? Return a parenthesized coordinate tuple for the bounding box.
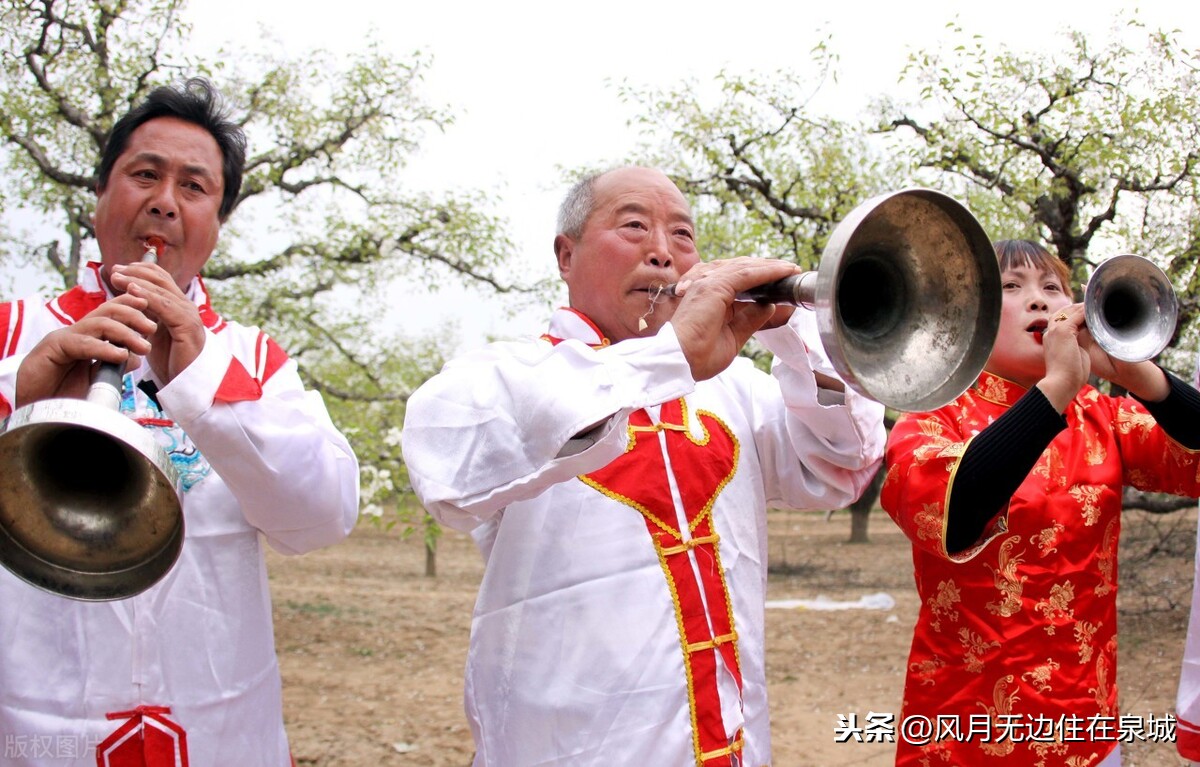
(147, 186, 178, 219)
(645, 228, 672, 268)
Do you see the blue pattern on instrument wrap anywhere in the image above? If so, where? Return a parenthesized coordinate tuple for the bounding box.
(120, 372, 211, 492)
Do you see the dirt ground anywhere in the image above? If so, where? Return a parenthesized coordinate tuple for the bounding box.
(268, 507, 1199, 767)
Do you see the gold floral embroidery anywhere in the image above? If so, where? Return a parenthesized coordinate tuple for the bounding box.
(1021, 657, 1061, 693)
(1082, 430, 1107, 466)
(1035, 582, 1076, 635)
(977, 675, 1018, 757)
(1030, 520, 1065, 558)
(882, 462, 901, 495)
(928, 580, 962, 633)
(958, 628, 1000, 674)
(1166, 438, 1192, 468)
(978, 374, 1015, 404)
(1029, 738, 1069, 764)
(1115, 407, 1156, 441)
(1067, 484, 1103, 526)
(912, 420, 954, 465)
(914, 503, 944, 543)
(1075, 620, 1099, 664)
(1127, 467, 1155, 487)
(909, 656, 947, 685)
(953, 399, 973, 424)
(1091, 653, 1113, 716)
(1032, 444, 1067, 488)
(1071, 401, 1087, 428)
(1066, 755, 1101, 767)
(985, 537, 1026, 618)
(1094, 518, 1117, 597)
(915, 742, 952, 767)
(917, 419, 946, 439)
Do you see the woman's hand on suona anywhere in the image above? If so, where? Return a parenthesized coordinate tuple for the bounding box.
(1036, 301, 1170, 406)
(1035, 303, 1091, 412)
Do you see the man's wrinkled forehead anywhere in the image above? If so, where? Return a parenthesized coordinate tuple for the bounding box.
(589, 168, 693, 223)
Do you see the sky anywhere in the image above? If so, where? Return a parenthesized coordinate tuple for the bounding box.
(10, 0, 1200, 351)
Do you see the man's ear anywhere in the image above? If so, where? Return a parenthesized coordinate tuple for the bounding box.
(553, 234, 573, 279)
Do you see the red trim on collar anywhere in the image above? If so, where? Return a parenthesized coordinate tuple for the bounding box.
(1, 299, 23, 357)
(540, 307, 611, 348)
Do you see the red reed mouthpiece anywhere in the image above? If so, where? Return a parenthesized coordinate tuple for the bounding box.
(143, 237, 165, 262)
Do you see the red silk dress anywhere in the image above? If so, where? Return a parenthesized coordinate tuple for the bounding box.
(882, 370, 1200, 766)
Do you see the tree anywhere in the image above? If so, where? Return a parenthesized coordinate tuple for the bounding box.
(620, 61, 903, 273)
(621, 18, 1200, 535)
(882, 20, 1200, 357)
(881, 19, 1200, 515)
(0, 0, 543, 560)
(619, 58, 907, 542)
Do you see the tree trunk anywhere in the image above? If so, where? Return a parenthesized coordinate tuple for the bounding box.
(424, 535, 437, 578)
(423, 513, 438, 577)
(847, 465, 885, 544)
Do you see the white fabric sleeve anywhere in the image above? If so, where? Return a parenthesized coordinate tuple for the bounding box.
(157, 329, 360, 555)
(0, 354, 20, 414)
(401, 325, 695, 531)
(1181, 349, 1200, 759)
(1178, 507, 1200, 758)
(751, 307, 886, 510)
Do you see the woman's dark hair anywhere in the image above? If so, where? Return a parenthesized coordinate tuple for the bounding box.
(97, 78, 246, 221)
(994, 239, 1071, 290)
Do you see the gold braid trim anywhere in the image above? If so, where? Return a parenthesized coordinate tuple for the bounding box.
(700, 734, 744, 762)
(661, 534, 720, 555)
(686, 631, 739, 654)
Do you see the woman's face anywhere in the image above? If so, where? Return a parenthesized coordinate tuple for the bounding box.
(984, 261, 1073, 387)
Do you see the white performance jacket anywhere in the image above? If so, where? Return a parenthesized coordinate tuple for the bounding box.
(0, 263, 359, 767)
(1178, 351, 1200, 763)
(402, 307, 885, 767)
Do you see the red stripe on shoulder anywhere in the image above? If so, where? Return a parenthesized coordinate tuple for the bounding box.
(215, 357, 264, 403)
(51, 286, 106, 324)
(214, 333, 290, 403)
(0, 300, 22, 358)
(198, 304, 226, 333)
(260, 334, 290, 384)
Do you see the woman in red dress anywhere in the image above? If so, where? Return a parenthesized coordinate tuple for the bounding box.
(882, 239, 1200, 766)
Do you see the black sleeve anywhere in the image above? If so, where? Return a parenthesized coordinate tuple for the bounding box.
(945, 387, 1067, 554)
(1133, 368, 1200, 450)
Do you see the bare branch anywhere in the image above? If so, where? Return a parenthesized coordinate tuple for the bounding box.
(4, 130, 96, 188)
(1123, 488, 1197, 515)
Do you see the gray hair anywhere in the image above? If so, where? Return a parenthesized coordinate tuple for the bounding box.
(556, 170, 607, 239)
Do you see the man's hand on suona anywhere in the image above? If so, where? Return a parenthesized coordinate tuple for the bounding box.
(14, 294, 155, 407)
(108, 261, 207, 384)
(669, 258, 803, 381)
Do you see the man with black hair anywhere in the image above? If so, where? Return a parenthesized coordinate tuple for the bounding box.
(0, 78, 359, 766)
